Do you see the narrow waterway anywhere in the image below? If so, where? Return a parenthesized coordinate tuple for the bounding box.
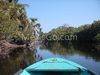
(0, 42, 100, 75)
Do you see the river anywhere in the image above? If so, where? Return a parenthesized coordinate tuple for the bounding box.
(0, 42, 100, 75)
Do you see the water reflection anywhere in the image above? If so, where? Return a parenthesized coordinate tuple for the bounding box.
(40, 42, 75, 55)
(40, 42, 100, 61)
(38, 42, 100, 75)
(0, 48, 36, 75)
(0, 42, 100, 75)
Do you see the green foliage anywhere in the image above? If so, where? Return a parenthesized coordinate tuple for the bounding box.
(95, 34, 100, 41)
(42, 20, 100, 43)
(77, 20, 100, 42)
(41, 25, 77, 41)
(0, 0, 35, 43)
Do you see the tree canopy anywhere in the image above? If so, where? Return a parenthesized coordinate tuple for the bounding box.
(0, 0, 39, 44)
(41, 20, 100, 43)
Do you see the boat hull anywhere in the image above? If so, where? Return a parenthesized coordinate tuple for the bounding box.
(20, 58, 93, 75)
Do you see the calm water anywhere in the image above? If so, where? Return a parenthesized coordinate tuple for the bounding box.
(0, 42, 100, 75)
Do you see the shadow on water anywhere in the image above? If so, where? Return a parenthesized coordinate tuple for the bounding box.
(40, 42, 100, 61)
(0, 48, 37, 75)
(0, 42, 100, 75)
(38, 42, 100, 75)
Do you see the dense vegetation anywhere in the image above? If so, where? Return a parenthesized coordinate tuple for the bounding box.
(41, 20, 100, 50)
(42, 20, 100, 42)
(76, 20, 100, 43)
(0, 0, 41, 57)
(0, 0, 38, 44)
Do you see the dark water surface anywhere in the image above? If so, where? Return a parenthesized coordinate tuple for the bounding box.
(0, 42, 100, 75)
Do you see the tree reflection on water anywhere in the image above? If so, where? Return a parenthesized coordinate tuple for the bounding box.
(0, 48, 36, 75)
(40, 42, 100, 61)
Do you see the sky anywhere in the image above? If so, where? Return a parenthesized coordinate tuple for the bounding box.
(19, 0, 100, 32)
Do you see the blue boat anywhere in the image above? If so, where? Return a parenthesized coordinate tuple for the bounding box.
(20, 58, 94, 75)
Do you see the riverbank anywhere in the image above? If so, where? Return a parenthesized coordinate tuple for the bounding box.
(0, 40, 26, 59)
